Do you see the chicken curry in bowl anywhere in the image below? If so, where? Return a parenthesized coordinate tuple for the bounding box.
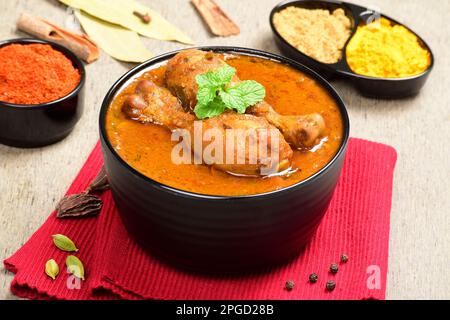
(105, 49, 344, 196)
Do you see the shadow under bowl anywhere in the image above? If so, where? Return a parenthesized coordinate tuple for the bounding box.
(0, 38, 85, 148)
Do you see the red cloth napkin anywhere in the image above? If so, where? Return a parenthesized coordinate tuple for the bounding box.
(4, 137, 397, 300)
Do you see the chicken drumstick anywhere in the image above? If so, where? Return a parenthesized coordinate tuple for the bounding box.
(165, 49, 326, 150)
(122, 80, 293, 176)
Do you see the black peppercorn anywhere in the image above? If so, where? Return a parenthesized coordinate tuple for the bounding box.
(326, 280, 336, 291)
(285, 280, 295, 291)
(341, 254, 349, 263)
(309, 273, 318, 283)
(330, 263, 338, 274)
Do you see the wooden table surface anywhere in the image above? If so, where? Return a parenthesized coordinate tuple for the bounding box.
(0, 0, 449, 300)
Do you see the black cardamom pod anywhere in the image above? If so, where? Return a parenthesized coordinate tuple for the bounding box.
(56, 166, 110, 219)
(86, 166, 110, 193)
(56, 193, 103, 218)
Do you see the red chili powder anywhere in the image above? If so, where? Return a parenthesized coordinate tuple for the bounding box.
(0, 43, 81, 105)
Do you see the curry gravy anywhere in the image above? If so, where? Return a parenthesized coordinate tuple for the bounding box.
(106, 55, 343, 196)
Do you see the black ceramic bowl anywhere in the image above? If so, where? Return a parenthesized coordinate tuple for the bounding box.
(100, 46, 350, 273)
(0, 38, 85, 148)
(270, 0, 434, 98)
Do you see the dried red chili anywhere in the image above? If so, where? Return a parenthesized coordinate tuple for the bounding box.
(0, 43, 80, 105)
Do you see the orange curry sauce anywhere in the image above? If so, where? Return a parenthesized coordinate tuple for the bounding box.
(106, 54, 343, 196)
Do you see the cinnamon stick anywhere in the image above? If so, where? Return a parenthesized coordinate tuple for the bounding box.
(16, 13, 100, 63)
(191, 0, 240, 37)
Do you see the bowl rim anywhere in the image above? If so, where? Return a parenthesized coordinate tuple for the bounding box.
(0, 38, 86, 109)
(99, 46, 350, 200)
(269, 0, 435, 81)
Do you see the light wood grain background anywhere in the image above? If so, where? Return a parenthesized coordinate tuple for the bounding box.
(0, 0, 449, 300)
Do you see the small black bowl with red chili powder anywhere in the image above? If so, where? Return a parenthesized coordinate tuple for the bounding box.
(0, 38, 85, 147)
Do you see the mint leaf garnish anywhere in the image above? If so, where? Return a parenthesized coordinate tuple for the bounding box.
(228, 80, 266, 107)
(196, 86, 217, 107)
(194, 97, 226, 119)
(220, 90, 246, 113)
(214, 64, 236, 85)
(195, 64, 235, 88)
(194, 65, 266, 119)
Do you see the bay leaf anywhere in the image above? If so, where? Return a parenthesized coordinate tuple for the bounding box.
(59, 0, 194, 44)
(45, 259, 59, 280)
(75, 11, 154, 63)
(66, 255, 85, 280)
(52, 234, 79, 252)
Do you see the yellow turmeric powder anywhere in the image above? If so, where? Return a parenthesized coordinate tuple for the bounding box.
(346, 18, 430, 78)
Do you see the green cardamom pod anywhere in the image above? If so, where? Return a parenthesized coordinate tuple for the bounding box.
(52, 234, 78, 252)
(45, 259, 59, 280)
(66, 255, 85, 280)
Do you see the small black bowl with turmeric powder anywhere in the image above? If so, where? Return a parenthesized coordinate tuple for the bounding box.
(270, 0, 434, 98)
(0, 38, 85, 148)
